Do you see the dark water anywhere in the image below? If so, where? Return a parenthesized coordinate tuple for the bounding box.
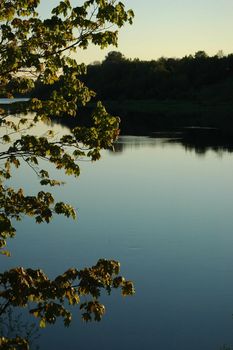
(2, 122, 233, 350)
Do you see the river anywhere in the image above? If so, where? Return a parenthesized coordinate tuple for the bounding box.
(1, 112, 233, 350)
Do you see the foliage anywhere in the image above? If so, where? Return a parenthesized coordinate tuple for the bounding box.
(0, 0, 134, 348)
(103, 50, 126, 64)
(0, 259, 134, 324)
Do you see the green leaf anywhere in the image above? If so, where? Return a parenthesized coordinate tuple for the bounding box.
(39, 319, 46, 328)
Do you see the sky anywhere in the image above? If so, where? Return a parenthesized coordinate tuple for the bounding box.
(38, 0, 233, 63)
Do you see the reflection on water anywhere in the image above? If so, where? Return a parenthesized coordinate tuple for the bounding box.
(113, 130, 233, 156)
(112, 136, 171, 153)
(168, 127, 233, 156)
(0, 308, 40, 349)
(1, 120, 233, 350)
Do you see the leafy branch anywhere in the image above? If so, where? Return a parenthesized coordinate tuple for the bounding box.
(0, 0, 135, 348)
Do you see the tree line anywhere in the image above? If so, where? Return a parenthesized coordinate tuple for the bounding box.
(31, 50, 233, 103)
(84, 50, 233, 100)
(28, 50, 233, 138)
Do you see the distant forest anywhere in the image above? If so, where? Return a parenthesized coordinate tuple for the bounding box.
(33, 50, 233, 101)
(85, 50, 233, 100)
(31, 51, 233, 135)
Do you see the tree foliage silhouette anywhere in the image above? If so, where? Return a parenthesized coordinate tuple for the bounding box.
(0, 1, 134, 348)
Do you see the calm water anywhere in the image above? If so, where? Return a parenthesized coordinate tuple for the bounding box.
(0, 98, 29, 104)
(0, 97, 29, 105)
(2, 121, 233, 350)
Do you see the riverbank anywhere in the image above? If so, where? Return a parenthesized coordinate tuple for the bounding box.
(2, 96, 233, 139)
(103, 99, 233, 136)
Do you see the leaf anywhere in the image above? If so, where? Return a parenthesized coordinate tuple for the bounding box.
(0, 250, 11, 257)
(2, 135, 11, 143)
(39, 319, 46, 328)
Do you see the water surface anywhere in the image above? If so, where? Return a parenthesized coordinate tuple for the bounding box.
(2, 129, 233, 350)
(0, 97, 29, 104)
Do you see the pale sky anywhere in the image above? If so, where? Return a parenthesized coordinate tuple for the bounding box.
(38, 0, 233, 63)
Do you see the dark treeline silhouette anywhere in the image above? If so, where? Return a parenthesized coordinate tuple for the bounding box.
(32, 50, 233, 101)
(31, 50, 233, 136)
(83, 51, 233, 100)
